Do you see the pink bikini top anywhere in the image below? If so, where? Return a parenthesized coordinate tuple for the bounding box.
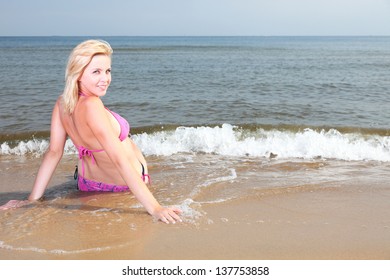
(78, 92, 130, 141)
(76, 92, 130, 177)
(106, 108, 130, 141)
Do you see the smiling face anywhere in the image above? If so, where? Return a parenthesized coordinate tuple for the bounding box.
(78, 54, 111, 97)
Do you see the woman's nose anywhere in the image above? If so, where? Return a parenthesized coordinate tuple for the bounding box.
(101, 73, 110, 82)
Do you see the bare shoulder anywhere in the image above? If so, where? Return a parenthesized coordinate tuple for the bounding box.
(54, 96, 67, 115)
(52, 97, 64, 119)
(72, 95, 104, 115)
(54, 96, 62, 110)
(80, 96, 105, 114)
(81, 97, 112, 132)
(54, 97, 69, 123)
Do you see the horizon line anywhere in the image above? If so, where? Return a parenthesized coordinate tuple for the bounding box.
(1, 34, 390, 37)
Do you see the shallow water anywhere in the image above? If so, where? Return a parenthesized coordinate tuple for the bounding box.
(1, 152, 389, 259)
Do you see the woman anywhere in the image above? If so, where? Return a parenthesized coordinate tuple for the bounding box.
(0, 39, 182, 224)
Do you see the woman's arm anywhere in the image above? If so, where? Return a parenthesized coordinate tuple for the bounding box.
(85, 98, 181, 223)
(0, 101, 67, 210)
(29, 101, 67, 200)
(129, 138, 150, 183)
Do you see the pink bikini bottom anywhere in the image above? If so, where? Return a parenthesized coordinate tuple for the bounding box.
(75, 163, 150, 192)
(78, 175, 130, 192)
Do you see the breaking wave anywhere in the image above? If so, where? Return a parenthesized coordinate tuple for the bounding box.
(2, 124, 390, 162)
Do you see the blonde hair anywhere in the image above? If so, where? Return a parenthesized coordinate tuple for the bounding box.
(62, 39, 113, 114)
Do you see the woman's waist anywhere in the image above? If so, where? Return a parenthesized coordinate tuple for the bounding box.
(77, 158, 142, 184)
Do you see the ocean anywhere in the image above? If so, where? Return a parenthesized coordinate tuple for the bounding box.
(1, 36, 390, 259)
(1, 36, 390, 157)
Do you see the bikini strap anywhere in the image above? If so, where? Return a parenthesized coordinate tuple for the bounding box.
(77, 146, 104, 177)
(140, 162, 151, 184)
(142, 174, 151, 184)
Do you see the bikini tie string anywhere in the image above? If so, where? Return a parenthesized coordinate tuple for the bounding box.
(77, 146, 103, 177)
(142, 174, 151, 184)
(78, 146, 97, 164)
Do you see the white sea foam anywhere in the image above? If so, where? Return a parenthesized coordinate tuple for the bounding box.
(199, 168, 237, 188)
(1, 139, 49, 156)
(133, 124, 390, 162)
(2, 124, 390, 162)
(0, 240, 131, 255)
(0, 138, 76, 156)
(177, 198, 204, 223)
(188, 168, 237, 200)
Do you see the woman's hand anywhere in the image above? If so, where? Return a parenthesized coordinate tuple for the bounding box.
(152, 206, 183, 224)
(0, 200, 31, 210)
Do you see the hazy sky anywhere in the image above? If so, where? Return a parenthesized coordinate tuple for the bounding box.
(1, 0, 390, 36)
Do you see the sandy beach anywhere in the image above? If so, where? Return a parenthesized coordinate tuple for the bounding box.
(0, 155, 389, 260)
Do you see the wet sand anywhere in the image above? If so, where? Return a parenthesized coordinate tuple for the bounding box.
(0, 155, 389, 260)
(147, 190, 390, 260)
(91, 188, 390, 260)
(1, 188, 389, 260)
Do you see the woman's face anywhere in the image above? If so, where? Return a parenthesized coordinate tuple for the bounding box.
(78, 54, 111, 97)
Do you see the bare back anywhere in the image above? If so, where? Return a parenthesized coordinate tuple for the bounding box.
(57, 96, 142, 185)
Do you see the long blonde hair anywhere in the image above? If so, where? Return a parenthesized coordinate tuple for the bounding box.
(62, 39, 113, 114)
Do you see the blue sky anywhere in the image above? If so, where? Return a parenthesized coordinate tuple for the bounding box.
(1, 0, 390, 36)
